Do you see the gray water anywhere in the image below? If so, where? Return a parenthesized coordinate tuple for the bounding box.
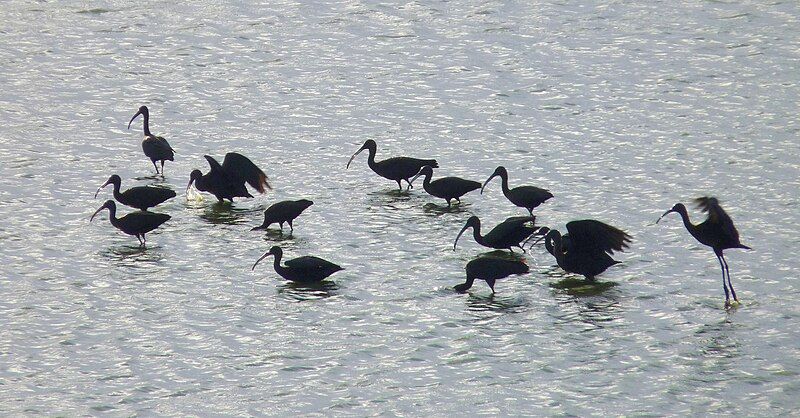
(2, 0, 799, 415)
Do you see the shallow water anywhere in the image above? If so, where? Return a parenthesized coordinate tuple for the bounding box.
(1, 0, 799, 415)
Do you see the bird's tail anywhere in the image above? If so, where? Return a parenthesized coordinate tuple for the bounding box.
(737, 244, 752, 250)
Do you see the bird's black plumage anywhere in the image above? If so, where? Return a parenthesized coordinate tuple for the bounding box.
(657, 197, 749, 306)
(409, 165, 481, 206)
(252, 199, 314, 231)
(454, 255, 530, 293)
(188, 152, 271, 202)
(482, 166, 553, 215)
(128, 106, 175, 175)
(346, 139, 438, 190)
(537, 220, 631, 281)
(95, 174, 176, 211)
(90, 200, 170, 246)
(252, 246, 343, 283)
(454, 215, 542, 252)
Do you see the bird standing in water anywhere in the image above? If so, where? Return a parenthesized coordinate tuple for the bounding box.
(454, 216, 542, 253)
(409, 165, 481, 206)
(128, 105, 175, 175)
(346, 139, 438, 191)
(90, 200, 170, 246)
(657, 197, 750, 307)
(536, 220, 631, 281)
(94, 174, 176, 211)
(188, 153, 271, 202)
(482, 166, 553, 215)
(453, 255, 530, 293)
(252, 199, 314, 232)
(252, 246, 343, 283)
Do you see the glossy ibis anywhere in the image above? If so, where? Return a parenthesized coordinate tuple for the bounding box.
(482, 166, 553, 215)
(252, 246, 343, 283)
(454, 216, 542, 252)
(128, 105, 175, 175)
(94, 174, 176, 211)
(409, 165, 481, 206)
(657, 197, 750, 307)
(90, 200, 170, 246)
(346, 139, 438, 190)
(454, 255, 530, 293)
(252, 199, 314, 232)
(188, 153, 271, 202)
(535, 220, 631, 281)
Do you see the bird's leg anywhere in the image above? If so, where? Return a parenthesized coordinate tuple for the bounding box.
(446, 199, 452, 207)
(721, 254, 738, 302)
(396, 180, 403, 191)
(405, 179, 414, 190)
(279, 222, 284, 230)
(518, 244, 527, 253)
(487, 278, 496, 293)
(136, 234, 144, 246)
(716, 254, 730, 304)
(288, 220, 294, 231)
(152, 160, 160, 174)
(160, 160, 166, 176)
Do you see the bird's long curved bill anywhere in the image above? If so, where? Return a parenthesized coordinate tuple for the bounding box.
(409, 170, 424, 187)
(655, 209, 673, 224)
(94, 180, 111, 198)
(346, 148, 365, 169)
(526, 227, 550, 248)
(480, 173, 498, 194)
(453, 224, 470, 250)
(90, 207, 104, 222)
(252, 252, 273, 270)
(186, 179, 195, 194)
(127, 110, 142, 130)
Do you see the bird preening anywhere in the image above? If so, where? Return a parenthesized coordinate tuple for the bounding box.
(128, 105, 175, 175)
(347, 139, 439, 191)
(657, 197, 750, 307)
(188, 152, 271, 202)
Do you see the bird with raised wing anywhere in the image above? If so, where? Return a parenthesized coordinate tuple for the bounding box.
(536, 220, 631, 281)
(188, 152, 271, 202)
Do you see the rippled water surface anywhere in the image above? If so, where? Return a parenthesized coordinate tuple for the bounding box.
(2, 1, 799, 415)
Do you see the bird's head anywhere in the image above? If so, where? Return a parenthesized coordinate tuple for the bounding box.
(297, 199, 314, 209)
(346, 139, 377, 169)
(187, 170, 203, 192)
(409, 165, 434, 186)
(656, 203, 686, 224)
(94, 174, 122, 198)
(252, 246, 282, 270)
(481, 166, 507, 194)
(127, 105, 148, 130)
(90, 200, 116, 222)
(454, 216, 480, 250)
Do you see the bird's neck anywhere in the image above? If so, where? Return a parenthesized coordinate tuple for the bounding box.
(106, 207, 119, 227)
(112, 182, 123, 200)
(549, 233, 566, 264)
(471, 224, 486, 246)
(675, 207, 699, 237)
(142, 113, 152, 136)
(499, 173, 511, 195)
(365, 147, 377, 170)
(421, 172, 433, 191)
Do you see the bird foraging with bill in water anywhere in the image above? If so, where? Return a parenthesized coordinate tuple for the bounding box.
(94, 174, 176, 211)
(90, 200, 170, 246)
(453, 255, 530, 293)
(252, 199, 314, 232)
(128, 105, 175, 175)
(188, 152, 271, 202)
(409, 165, 481, 206)
(252, 246, 343, 283)
(346, 139, 438, 191)
(657, 197, 750, 307)
(454, 215, 543, 253)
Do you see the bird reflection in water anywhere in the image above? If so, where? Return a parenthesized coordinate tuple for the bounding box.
(464, 292, 528, 313)
(195, 202, 261, 225)
(277, 281, 339, 302)
(552, 293, 624, 329)
(543, 267, 619, 296)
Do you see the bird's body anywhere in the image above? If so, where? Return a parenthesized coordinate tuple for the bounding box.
(90, 200, 170, 246)
(658, 197, 749, 306)
(410, 165, 481, 206)
(188, 153, 271, 202)
(128, 106, 175, 175)
(95, 174, 176, 211)
(252, 246, 343, 283)
(454, 216, 541, 252)
(482, 166, 553, 215)
(538, 220, 631, 281)
(252, 199, 314, 231)
(454, 256, 530, 292)
(347, 139, 438, 190)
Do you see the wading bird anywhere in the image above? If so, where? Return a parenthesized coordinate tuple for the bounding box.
(346, 139, 438, 191)
(90, 200, 170, 246)
(252, 199, 314, 232)
(188, 153, 271, 202)
(657, 197, 749, 307)
(128, 105, 175, 175)
(409, 165, 481, 206)
(482, 166, 553, 215)
(252, 246, 343, 283)
(454, 255, 530, 293)
(535, 220, 631, 281)
(94, 174, 176, 211)
(454, 216, 542, 252)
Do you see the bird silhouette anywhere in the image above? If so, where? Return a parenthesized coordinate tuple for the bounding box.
(188, 153, 271, 202)
(252, 246, 343, 283)
(346, 139, 438, 191)
(536, 220, 631, 281)
(409, 165, 481, 206)
(454, 216, 542, 252)
(657, 197, 750, 307)
(90, 200, 170, 246)
(94, 174, 176, 211)
(252, 199, 314, 232)
(128, 105, 175, 175)
(482, 166, 553, 215)
(454, 255, 530, 293)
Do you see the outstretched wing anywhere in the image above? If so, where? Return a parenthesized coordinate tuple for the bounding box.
(565, 219, 631, 254)
(222, 152, 272, 193)
(694, 196, 740, 242)
(204, 155, 224, 173)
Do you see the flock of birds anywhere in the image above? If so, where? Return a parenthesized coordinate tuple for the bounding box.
(90, 105, 751, 307)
